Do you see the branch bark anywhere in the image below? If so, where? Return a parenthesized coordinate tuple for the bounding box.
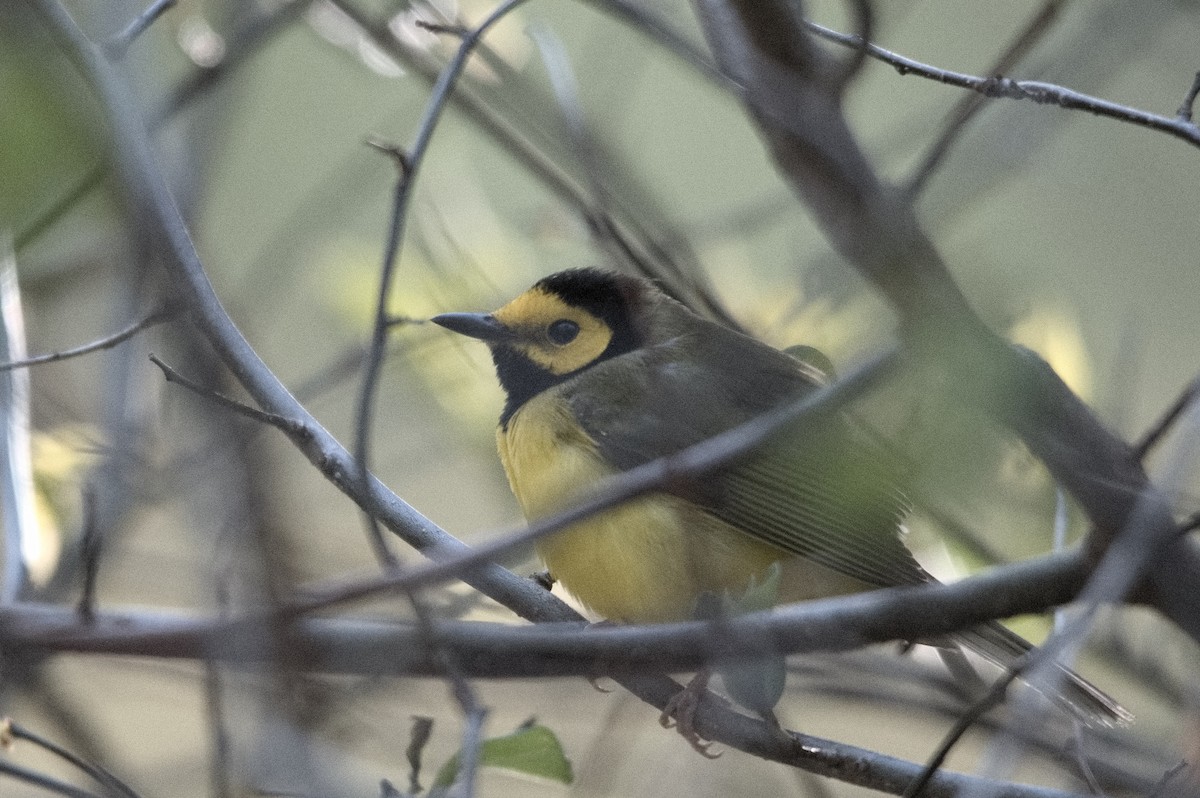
(691, 0, 1200, 641)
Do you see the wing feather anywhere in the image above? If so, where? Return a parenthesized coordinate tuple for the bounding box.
(565, 317, 922, 589)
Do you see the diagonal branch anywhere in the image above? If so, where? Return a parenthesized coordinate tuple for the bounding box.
(691, 0, 1199, 642)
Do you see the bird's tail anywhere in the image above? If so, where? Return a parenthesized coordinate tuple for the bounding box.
(953, 621, 1132, 727)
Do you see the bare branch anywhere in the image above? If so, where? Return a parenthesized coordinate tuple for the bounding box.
(902, 660, 1027, 797)
(0, 551, 1089, 678)
(148, 354, 310, 438)
(1176, 71, 1200, 122)
(692, 0, 1199, 643)
(1, 718, 139, 798)
(1134, 374, 1200, 460)
(0, 759, 103, 798)
(906, 0, 1067, 195)
(101, 0, 177, 60)
(0, 307, 174, 373)
(289, 347, 898, 615)
(16, 0, 313, 253)
(351, 0, 530, 568)
(804, 19, 1200, 150)
(0, 601, 1098, 798)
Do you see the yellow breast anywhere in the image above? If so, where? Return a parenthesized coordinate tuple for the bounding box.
(497, 392, 796, 622)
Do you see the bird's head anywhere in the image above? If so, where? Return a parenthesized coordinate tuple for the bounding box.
(432, 269, 649, 425)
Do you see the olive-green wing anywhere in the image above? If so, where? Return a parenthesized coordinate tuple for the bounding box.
(565, 323, 925, 589)
(712, 419, 922, 587)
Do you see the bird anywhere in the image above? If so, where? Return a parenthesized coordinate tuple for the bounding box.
(431, 267, 1129, 740)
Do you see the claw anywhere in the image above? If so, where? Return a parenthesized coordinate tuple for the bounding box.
(660, 670, 723, 758)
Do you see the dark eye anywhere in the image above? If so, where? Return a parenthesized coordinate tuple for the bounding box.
(547, 319, 580, 345)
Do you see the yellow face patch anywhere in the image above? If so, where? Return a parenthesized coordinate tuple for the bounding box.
(492, 287, 612, 375)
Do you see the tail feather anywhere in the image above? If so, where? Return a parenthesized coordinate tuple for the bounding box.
(953, 621, 1132, 727)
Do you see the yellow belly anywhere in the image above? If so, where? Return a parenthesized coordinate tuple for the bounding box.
(497, 393, 859, 622)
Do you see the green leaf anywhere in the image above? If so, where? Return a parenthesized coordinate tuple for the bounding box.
(432, 724, 573, 789)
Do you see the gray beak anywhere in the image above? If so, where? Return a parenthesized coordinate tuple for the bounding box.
(430, 312, 513, 343)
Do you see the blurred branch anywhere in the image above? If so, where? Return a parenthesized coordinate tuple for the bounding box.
(352, 0, 531, 569)
(23, 0, 1176, 792)
(1, 718, 140, 798)
(330, 0, 741, 327)
(281, 348, 898, 615)
(0, 572, 1106, 797)
(101, 0, 177, 60)
(581, 0, 732, 91)
(74, 487, 98, 621)
(692, 0, 1200, 641)
(0, 551, 1087, 678)
(0, 759, 102, 798)
(0, 244, 35, 605)
(15, 0, 312, 252)
(804, 18, 1200, 150)
(1134, 373, 1200, 460)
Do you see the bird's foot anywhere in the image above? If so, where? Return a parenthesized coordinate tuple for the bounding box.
(660, 670, 724, 758)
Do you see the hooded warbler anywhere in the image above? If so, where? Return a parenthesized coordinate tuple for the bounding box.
(432, 268, 1128, 726)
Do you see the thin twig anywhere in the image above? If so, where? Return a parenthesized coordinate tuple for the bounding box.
(148, 354, 310, 437)
(357, 15, 542, 769)
(830, 0, 872, 89)
(2, 718, 142, 798)
(805, 20, 1200, 150)
(902, 660, 1028, 797)
(1133, 374, 1200, 460)
(364, 137, 413, 179)
(16, 1, 311, 253)
(1176, 71, 1200, 122)
(409, 592, 487, 798)
(906, 0, 1066, 195)
(296, 346, 899, 615)
(0, 307, 174, 373)
(102, 0, 177, 60)
(1147, 761, 1189, 798)
(1067, 728, 1105, 795)
(351, 0, 532, 569)
(0, 759, 103, 798)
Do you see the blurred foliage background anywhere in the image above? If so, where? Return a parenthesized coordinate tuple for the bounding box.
(2, 0, 1200, 796)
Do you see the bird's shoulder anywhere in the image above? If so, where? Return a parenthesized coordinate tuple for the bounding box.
(562, 310, 821, 470)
